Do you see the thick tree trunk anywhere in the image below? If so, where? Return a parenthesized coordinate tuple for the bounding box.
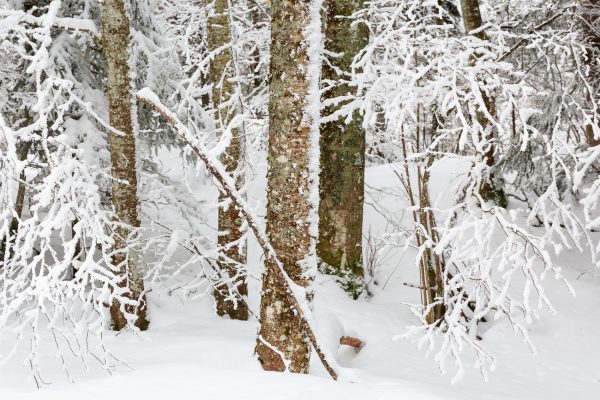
(460, 0, 506, 206)
(317, 0, 367, 298)
(207, 0, 249, 321)
(582, 0, 600, 147)
(100, 0, 149, 331)
(255, 0, 313, 374)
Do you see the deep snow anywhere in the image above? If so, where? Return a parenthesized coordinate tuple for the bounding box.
(0, 163, 599, 399)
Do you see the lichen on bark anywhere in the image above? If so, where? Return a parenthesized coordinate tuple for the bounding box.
(255, 0, 313, 374)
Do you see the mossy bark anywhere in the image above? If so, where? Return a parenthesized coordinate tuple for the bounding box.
(208, 0, 249, 321)
(317, 0, 368, 296)
(100, 0, 149, 331)
(255, 0, 312, 374)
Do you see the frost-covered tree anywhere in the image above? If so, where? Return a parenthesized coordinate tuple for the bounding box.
(207, 0, 248, 320)
(100, 0, 149, 330)
(2, 0, 600, 388)
(0, 0, 130, 383)
(357, 0, 599, 381)
(0, 0, 187, 378)
(459, 0, 506, 206)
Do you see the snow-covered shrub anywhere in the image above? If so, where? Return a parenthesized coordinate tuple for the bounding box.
(355, 0, 599, 382)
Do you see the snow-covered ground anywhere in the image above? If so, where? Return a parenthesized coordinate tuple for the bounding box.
(1, 163, 599, 399)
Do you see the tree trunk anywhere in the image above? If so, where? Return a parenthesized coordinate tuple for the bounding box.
(100, 0, 149, 331)
(255, 0, 313, 374)
(0, 2, 39, 263)
(9, 141, 32, 235)
(582, 0, 600, 147)
(317, 0, 367, 298)
(207, 0, 249, 321)
(0, 140, 31, 264)
(460, 0, 486, 40)
(400, 111, 446, 325)
(460, 0, 506, 207)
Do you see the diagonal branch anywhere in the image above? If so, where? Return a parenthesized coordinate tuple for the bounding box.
(135, 88, 339, 380)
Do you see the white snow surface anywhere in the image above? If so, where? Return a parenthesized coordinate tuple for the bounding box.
(0, 162, 599, 399)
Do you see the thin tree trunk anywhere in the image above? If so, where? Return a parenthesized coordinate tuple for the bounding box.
(582, 0, 600, 147)
(100, 0, 149, 331)
(70, 218, 82, 279)
(459, 0, 506, 206)
(208, 0, 249, 320)
(9, 141, 32, 235)
(0, 141, 31, 264)
(255, 0, 313, 374)
(317, 0, 368, 298)
(399, 110, 445, 325)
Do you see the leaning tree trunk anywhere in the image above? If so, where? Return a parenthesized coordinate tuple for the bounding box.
(460, 0, 506, 207)
(100, 0, 149, 331)
(255, 0, 313, 374)
(317, 0, 368, 299)
(582, 0, 600, 147)
(207, 0, 249, 321)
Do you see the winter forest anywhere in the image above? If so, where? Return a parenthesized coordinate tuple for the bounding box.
(0, 0, 599, 398)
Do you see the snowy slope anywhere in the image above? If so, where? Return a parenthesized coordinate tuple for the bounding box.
(0, 163, 599, 399)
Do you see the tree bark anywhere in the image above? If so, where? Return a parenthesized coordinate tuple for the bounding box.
(582, 0, 600, 147)
(255, 0, 313, 374)
(459, 0, 506, 206)
(208, 0, 249, 321)
(317, 0, 367, 298)
(9, 141, 32, 235)
(0, 140, 31, 264)
(100, 0, 149, 331)
(460, 0, 486, 40)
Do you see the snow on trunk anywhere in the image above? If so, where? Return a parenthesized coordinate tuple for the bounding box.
(208, 0, 249, 321)
(255, 0, 316, 374)
(100, 0, 149, 330)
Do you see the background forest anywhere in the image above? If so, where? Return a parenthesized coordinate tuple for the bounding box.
(0, 0, 599, 399)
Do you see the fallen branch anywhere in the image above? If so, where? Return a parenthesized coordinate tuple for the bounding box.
(136, 88, 339, 380)
(340, 336, 363, 351)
